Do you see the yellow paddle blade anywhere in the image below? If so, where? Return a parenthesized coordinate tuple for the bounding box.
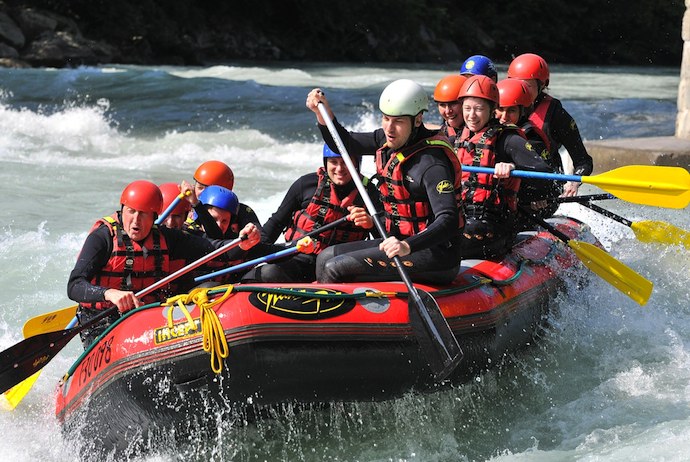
(583, 165, 690, 209)
(1, 372, 40, 410)
(23, 305, 78, 338)
(568, 240, 653, 306)
(631, 221, 690, 249)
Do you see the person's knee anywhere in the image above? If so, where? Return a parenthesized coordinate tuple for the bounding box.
(318, 258, 343, 283)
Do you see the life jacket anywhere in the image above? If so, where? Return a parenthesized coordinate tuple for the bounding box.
(283, 167, 369, 254)
(375, 134, 464, 237)
(527, 94, 562, 164)
(457, 123, 523, 218)
(82, 214, 170, 309)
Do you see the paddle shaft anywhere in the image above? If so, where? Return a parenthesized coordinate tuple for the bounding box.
(556, 194, 615, 203)
(194, 215, 349, 282)
(317, 103, 462, 380)
(0, 234, 246, 394)
(155, 191, 190, 225)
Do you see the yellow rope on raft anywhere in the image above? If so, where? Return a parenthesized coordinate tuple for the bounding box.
(164, 285, 235, 374)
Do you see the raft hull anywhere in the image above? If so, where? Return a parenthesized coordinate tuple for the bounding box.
(55, 217, 596, 455)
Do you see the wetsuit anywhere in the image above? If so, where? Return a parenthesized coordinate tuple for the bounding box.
(243, 169, 381, 283)
(316, 120, 463, 285)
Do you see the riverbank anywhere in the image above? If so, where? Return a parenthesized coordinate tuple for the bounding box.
(587, 136, 690, 173)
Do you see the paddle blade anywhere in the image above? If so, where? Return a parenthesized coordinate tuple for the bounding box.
(408, 289, 463, 380)
(584, 166, 690, 209)
(631, 221, 690, 249)
(23, 305, 78, 338)
(1, 372, 40, 410)
(0, 328, 79, 394)
(568, 240, 653, 306)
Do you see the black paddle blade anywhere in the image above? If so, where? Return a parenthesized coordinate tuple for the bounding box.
(0, 328, 79, 394)
(408, 289, 463, 381)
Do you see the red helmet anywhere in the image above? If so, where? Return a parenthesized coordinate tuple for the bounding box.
(507, 53, 550, 87)
(497, 78, 536, 108)
(458, 75, 499, 105)
(433, 74, 468, 103)
(193, 160, 234, 190)
(120, 180, 163, 214)
(159, 182, 192, 215)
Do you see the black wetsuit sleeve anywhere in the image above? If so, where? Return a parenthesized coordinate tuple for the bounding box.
(404, 152, 459, 251)
(67, 225, 114, 304)
(317, 118, 386, 157)
(261, 174, 318, 244)
(550, 102, 594, 176)
(498, 132, 555, 172)
(163, 227, 249, 265)
(191, 202, 224, 239)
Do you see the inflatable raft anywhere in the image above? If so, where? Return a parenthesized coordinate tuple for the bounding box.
(55, 216, 597, 455)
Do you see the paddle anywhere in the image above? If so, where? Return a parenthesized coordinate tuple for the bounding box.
(194, 215, 353, 283)
(317, 103, 462, 381)
(155, 190, 191, 225)
(558, 197, 690, 249)
(0, 234, 247, 396)
(520, 208, 653, 306)
(556, 193, 615, 203)
(462, 165, 690, 209)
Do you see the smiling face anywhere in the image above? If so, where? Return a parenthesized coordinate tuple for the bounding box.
(326, 157, 352, 186)
(495, 105, 521, 125)
(462, 97, 492, 132)
(437, 101, 463, 129)
(121, 206, 155, 241)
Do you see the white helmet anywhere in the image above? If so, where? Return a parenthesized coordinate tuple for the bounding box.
(378, 79, 428, 117)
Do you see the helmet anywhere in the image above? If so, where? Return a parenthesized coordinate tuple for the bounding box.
(379, 79, 428, 116)
(507, 53, 550, 87)
(497, 78, 536, 108)
(198, 185, 239, 215)
(460, 55, 498, 82)
(193, 160, 235, 190)
(159, 182, 192, 215)
(120, 180, 163, 214)
(433, 74, 468, 103)
(322, 143, 340, 158)
(458, 75, 500, 105)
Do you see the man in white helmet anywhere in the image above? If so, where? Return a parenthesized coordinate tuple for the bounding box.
(305, 80, 465, 284)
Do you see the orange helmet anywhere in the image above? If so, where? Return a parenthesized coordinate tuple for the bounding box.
(159, 182, 192, 215)
(193, 160, 234, 190)
(120, 180, 163, 214)
(497, 78, 536, 108)
(458, 75, 499, 105)
(433, 74, 468, 103)
(507, 53, 550, 87)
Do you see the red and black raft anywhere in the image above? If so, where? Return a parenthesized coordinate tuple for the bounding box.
(55, 216, 596, 454)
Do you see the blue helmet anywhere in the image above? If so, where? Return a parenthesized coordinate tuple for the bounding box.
(322, 143, 340, 158)
(198, 185, 239, 214)
(460, 55, 498, 82)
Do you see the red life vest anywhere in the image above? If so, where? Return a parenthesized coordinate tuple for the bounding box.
(284, 167, 369, 254)
(375, 134, 464, 237)
(82, 214, 170, 309)
(457, 123, 523, 216)
(527, 94, 559, 157)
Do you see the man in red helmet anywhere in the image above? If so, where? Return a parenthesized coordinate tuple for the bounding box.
(67, 180, 260, 347)
(158, 182, 192, 229)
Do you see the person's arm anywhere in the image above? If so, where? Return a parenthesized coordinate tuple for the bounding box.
(550, 103, 594, 176)
(67, 225, 113, 304)
(404, 154, 459, 252)
(191, 202, 224, 239)
(499, 131, 554, 172)
(261, 174, 317, 243)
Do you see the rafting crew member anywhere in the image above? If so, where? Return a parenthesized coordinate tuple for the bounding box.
(456, 75, 554, 259)
(67, 180, 261, 348)
(507, 53, 594, 202)
(495, 78, 561, 218)
(431, 74, 468, 149)
(187, 159, 263, 237)
(243, 144, 380, 283)
(158, 182, 192, 230)
(460, 54, 499, 82)
(306, 79, 465, 284)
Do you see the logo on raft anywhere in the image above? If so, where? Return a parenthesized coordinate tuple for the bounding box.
(249, 288, 356, 320)
(154, 318, 202, 345)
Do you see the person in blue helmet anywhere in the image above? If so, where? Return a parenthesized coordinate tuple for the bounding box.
(183, 185, 261, 282)
(460, 54, 498, 82)
(242, 144, 380, 283)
